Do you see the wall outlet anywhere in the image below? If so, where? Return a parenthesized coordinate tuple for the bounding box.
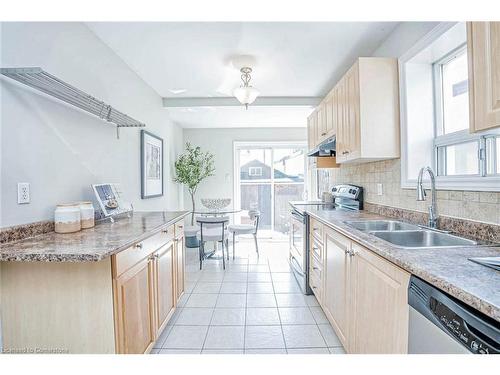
(17, 183, 30, 204)
(377, 183, 383, 196)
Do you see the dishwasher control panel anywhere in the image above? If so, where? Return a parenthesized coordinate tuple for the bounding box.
(431, 298, 498, 354)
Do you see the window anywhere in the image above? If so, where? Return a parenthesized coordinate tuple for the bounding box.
(400, 22, 500, 191)
(248, 167, 263, 177)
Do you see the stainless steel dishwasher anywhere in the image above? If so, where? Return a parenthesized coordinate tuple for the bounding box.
(408, 276, 500, 354)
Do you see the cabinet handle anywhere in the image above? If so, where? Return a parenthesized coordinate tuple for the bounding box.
(321, 132, 326, 136)
(312, 286, 317, 289)
(313, 266, 319, 270)
(135, 243, 143, 249)
(162, 229, 169, 234)
(178, 225, 184, 229)
(349, 250, 356, 257)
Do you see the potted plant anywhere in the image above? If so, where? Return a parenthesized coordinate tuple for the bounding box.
(174, 142, 215, 225)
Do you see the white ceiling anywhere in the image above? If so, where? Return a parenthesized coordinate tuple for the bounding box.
(87, 22, 399, 128)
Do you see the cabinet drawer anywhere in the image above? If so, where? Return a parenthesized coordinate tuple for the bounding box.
(326, 226, 351, 252)
(309, 272, 322, 299)
(310, 237, 324, 262)
(310, 218, 324, 243)
(174, 220, 184, 238)
(310, 253, 323, 278)
(114, 226, 174, 277)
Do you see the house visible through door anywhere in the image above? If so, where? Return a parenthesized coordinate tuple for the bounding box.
(234, 142, 307, 239)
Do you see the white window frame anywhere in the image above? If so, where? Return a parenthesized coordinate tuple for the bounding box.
(248, 166, 263, 177)
(399, 22, 500, 191)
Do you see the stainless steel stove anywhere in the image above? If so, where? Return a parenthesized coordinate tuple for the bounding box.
(288, 184, 363, 294)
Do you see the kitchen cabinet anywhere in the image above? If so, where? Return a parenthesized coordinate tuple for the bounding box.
(0, 215, 186, 354)
(309, 220, 410, 354)
(307, 57, 400, 164)
(114, 256, 156, 354)
(467, 22, 500, 132)
(155, 242, 176, 333)
(349, 242, 410, 354)
(323, 227, 351, 348)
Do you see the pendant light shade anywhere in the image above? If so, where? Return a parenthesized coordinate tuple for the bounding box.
(233, 67, 259, 109)
(233, 86, 260, 107)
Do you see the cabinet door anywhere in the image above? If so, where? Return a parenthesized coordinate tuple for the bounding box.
(350, 243, 410, 354)
(114, 257, 155, 354)
(344, 63, 361, 161)
(155, 241, 175, 332)
(175, 236, 185, 300)
(468, 22, 500, 132)
(323, 227, 351, 348)
(317, 103, 326, 141)
(307, 115, 314, 151)
(324, 96, 334, 137)
(336, 79, 348, 162)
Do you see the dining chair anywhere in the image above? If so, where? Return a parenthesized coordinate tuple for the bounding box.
(196, 216, 230, 270)
(228, 210, 260, 259)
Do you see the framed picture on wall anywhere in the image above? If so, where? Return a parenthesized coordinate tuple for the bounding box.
(141, 130, 164, 199)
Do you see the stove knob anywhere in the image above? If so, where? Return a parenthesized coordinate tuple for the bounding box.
(332, 187, 337, 192)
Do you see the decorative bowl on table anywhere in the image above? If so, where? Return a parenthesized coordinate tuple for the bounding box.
(201, 198, 232, 211)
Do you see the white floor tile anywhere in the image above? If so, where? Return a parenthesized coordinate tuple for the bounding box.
(162, 325, 208, 349)
(245, 349, 287, 354)
(223, 272, 248, 283)
(216, 293, 247, 308)
(192, 282, 221, 294)
(287, 348, 330, 354)
(247, 273, 272, 283)
(282, 325, 327, 348)
(153, 325, 173, 348)
(211, 308, 246, 326)
(246, 282, 274, 294)
(310, 306, 329, 324)
(175, 308, 214, 325)
(246, 308, 281, 325)
(225, 264, 248, 273)
(273, 282, 301, 293)
(185, 282, 196, 294)
(246, 293, 277, 308)
(199, 273, 225, 282)
(248, 265, 270, 273)
(275, 293, 308, 307)
(204, 326, 245, 349)
(278, 307, 316, 325)
(245, 326, 285, 349)
(219, 282, 248, 294)
(185, 293, 218, 308)
(157, 349, 201, 354)
(176, 293, 190, 308)
(304, 295, 320, 307)
(270, 272, 296, 283)
(318, 324, 342, 347)
(201, 349, 244, 354)
(329, 347, 347, 354)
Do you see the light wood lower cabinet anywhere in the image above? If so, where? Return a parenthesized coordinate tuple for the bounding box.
(349, 243, 410, 354)
(175, 235, 185, 299)
(155, 242, 176, 333)
(114, 256, 156, 354)
(323, 227, 351, 348)
(309, 221, 410, 354)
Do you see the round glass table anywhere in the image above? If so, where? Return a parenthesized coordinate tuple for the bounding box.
(192, 207, 242, 216)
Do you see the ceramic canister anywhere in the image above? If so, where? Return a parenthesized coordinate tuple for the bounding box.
(54, 203, 81, 234)
(79, 201, 95, 229)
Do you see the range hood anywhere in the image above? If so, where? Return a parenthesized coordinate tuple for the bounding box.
(307, 136, 336, 157)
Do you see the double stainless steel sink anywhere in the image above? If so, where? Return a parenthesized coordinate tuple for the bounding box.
(344, 220, 478, 249)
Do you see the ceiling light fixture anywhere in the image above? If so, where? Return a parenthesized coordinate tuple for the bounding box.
(233, 67, 259, 109)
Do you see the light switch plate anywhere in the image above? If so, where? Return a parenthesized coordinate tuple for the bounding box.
(17, 182, 30, 204)
(377, 183, 383, 196)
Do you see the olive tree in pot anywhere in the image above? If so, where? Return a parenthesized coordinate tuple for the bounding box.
(174, 143, 215, 225)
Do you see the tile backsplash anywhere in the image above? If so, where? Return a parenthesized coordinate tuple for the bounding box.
(324, 159, 500, 225)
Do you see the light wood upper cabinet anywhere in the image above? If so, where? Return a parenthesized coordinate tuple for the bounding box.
(114, 256, 155, 354)
(467, 22, 500, 132)
(155, 242, 175, 333)
(323, 227, 351, 348)
(349, 243, 410, 354)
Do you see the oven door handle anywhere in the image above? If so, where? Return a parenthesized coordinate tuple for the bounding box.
(291, 210, 304, 222)
(290, 254, 305, 277)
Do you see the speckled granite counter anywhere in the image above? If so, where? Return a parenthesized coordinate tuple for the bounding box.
(305, 207, 500, 323)
(0, 211, 188, 262)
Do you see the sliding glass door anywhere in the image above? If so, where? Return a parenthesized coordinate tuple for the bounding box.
(234, 142, 307, 239)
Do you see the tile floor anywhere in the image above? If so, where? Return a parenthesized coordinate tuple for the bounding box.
(151, 237, 346, 355)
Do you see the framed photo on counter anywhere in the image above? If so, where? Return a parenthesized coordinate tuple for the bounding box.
(141, 130, 164, 199)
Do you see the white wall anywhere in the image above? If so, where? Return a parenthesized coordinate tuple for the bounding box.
(0, 22, 184, 228)
(182, 127, 307, 211)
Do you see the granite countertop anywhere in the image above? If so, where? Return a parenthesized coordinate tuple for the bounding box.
(305, 207, 500, 323)
(0, 211, 189, 262)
